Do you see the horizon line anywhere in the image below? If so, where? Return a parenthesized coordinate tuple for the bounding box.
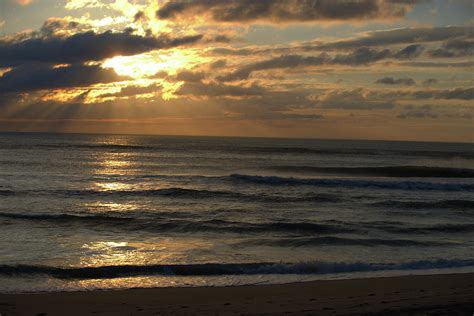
(1, 130, 473, 145)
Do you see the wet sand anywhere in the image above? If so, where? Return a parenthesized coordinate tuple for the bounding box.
(1, 273, 473, 315)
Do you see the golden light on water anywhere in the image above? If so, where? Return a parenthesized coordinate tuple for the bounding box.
(92, 149, 135, 191)
(85, 201, 138, 212)
(78, 238, 215, 267)
(76, 138, 216, 281)
(80, 241, 142, 266)
(94, 151, 134, 173)
(96, 181, 132, 191)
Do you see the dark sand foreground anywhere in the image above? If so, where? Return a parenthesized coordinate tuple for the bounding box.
(1, 273, 473, 315)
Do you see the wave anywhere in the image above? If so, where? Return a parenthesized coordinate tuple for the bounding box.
(4, 187, 246, 199)
(239, 147, 474, 159)
(0, 190, 15, 196)
(271, 166, 474, 178)
(5, 176, 474, 198)
(237, 236, 450, 247)
(0, 212, 352, 234)
(373, 223, 474, 234)
(304, 219, 474, 235)
(0, 212, 133, 222)
(229, 174, 474, 191)
(371, 199, 474, 210)
(3, 212, 472, 236)
(59, 187, 244, 199)
(1, 259, 473, 279)
(261, 193, 341, 203)
(3, 187, 342, 203)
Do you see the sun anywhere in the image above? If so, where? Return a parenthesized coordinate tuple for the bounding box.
(103, 49, 206, 79)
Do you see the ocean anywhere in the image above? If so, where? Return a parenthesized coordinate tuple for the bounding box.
(0, 133, 473, 293)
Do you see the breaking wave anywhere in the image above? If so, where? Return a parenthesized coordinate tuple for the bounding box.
(1, 259, 473, 279)
(229, 174, 474, 191)
(237, 236, 450, 247)
(371, 199, 474, 210)
(0, 212, 353, 234)
(271, 166, 474, 178)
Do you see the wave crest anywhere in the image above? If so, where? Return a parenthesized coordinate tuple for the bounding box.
(271, 166, 474, 178)
(0, 212, 353, 234)
(371, 199, 474, 210)
(229, 174, 474, 191)
(1, 259, 473, 279)
(237, 236, 450, 247)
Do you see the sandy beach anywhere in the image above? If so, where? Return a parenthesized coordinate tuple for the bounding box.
(1, 273, 473, 315)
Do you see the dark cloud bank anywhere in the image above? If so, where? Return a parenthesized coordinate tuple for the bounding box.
(0, 31, 202, 67)
(0, 64, 128, 93)
(376, 77, 416, 85)
(0, 29, 203, 94)
(157, 0, 426, 23)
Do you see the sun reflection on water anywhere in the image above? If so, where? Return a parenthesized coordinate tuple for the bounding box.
(91, 148, 136, 191)
(74, 137, 219, 287)
(84, 201, 139, 212)
(95, 181, 132, 191)
(78, 239, 214, 267)
(80, 241, 146, 267)
(94, 152, 135, 173)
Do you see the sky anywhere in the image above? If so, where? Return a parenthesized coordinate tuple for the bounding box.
(0, 0, 473, 142)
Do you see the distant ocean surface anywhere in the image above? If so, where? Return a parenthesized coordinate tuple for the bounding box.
(1, 133, 473, 293)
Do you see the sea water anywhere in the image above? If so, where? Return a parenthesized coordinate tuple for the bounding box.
(0, 133, 473, 292)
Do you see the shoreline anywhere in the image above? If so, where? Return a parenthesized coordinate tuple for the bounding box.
(1, 272, 473, 315)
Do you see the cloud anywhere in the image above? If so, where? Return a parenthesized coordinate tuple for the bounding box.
(0, 30, 203, 67)
(301, 87, 472, 112)
(209, 47, 256, 56)
(37, 17, 84, 38)
(209, 59, 227, 69)
(217, 45, 421, 81)
(376, 77, 415, 85)
(217, 53, 330, 81)
(207, 27, 471, 67)
(134, 11, 147, 22)
(100, 84, 161, 98)
(397, 104, 473, 120)
(444, 38, 474, 50)
(331, 47, 392, 64)
(398, 110, 438, 119)
(0, 64, 128, 93)
(401, 61, 474, 68)
(209, 26, 473, 57)
(422, 78, 438, 86)
(316, 89, 395, 109)
(64, 0, 104, 10)
(392, 44, 424, 59)
(206, 34, 235, 43)
(175, 81, 266, 97)
(427, 38, 474, 58)
(433, 87, 474, 100)
(175, 70, 206, 82)
(266, 113, 324, 120)
(377, 87, 474, 100)
(157, 0, 424, 24)
(317, 26, 473, 50)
